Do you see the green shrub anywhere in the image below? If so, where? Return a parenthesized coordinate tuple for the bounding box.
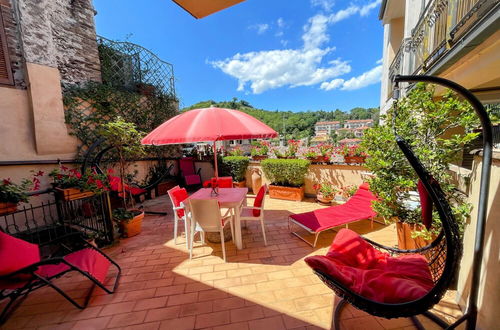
(261, 159, 310, 187)
(222, 156, 250, 182)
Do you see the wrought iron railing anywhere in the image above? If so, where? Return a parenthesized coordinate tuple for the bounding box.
(0, 191, 115, 249)
(97, 36, 176, 97)
(389, 0, 498, 78)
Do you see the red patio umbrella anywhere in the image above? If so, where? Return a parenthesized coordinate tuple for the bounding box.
(141, 107, 278, 176)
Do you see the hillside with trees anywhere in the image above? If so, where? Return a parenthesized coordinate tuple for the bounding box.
(182, 98, 379, 140)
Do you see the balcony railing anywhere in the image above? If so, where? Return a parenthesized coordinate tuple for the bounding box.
(389, 0, 499, 80)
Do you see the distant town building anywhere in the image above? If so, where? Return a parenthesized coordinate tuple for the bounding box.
(339, 138, 362, 146)
(314, 119, 373, 139)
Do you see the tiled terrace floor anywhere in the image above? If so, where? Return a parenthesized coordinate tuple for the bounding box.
(2, 193, 463, 330)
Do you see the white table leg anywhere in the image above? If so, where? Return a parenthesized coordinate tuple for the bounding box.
(233, 204, 243, 249)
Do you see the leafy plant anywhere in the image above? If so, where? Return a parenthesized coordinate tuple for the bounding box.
(100, 117, 146, 207)
(250, 140, 270, 157)
(313, 182, 339, 198)
(340, 185, 358, 199)
(112, 208, 141, 223)
(0, 179, 32, 204)
(228, 146, 244, 156)
(49, 166, 109, 194)
(261, 159, 310, 187)
(340, 145, 366, 157)
(361, 83, 479, 237)
(285, 140, 301, 158)
(221, 156, 250, 182)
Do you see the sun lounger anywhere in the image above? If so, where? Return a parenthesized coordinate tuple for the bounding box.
(288, 183, 378, 247)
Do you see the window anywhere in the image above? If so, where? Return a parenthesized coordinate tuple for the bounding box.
(0, 9, 13, 85)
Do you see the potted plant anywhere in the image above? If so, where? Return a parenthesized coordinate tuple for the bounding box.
(317, 143, 333, 163)
(0, 177, 34, 215)
(341, 145, 366, 163)
(313, 182, 339, 204)
(303, 148, 321, 163)
(361, 83, 478, 249)
(285, 140, 300, 158)
(100, 117, 146, 236)
(250, 140, 270, 160)
(49, 166, 109, 201)
(144, 162, 176, 197)
(112, 208, 145, 238)
(228, 146, 244, 157)
(261, 158, 310, 201)
(338, 185, 358, 201)
(221, 156, 249, 187)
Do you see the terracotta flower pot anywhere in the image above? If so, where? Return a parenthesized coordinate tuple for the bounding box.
(118, 210, 144, 238)
(316, 193, 334, 205)
(269, 185, 304, 201)
(344, 156, 366, 164)
(396, 222, 434, 250)
(251, 155, 267, 161)
(251, 168, 262, 195)
(0, 202, 18, 215)
(55, 187, 94, 201)
(234, 180, 246, 188)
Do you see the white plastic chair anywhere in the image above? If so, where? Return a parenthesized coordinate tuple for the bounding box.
(239, 184, 268, 245)
(167, 185, 189, 247)
(188, 198, 234, 262)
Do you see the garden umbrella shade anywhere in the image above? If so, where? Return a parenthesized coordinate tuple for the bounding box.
(141, 107, 278, 176)
(172, 0, 245, 19)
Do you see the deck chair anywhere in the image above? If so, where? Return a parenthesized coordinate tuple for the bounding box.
(179, 158, 202, 188)
(288, 182, 378, 247)
(0, 230, 120, 323)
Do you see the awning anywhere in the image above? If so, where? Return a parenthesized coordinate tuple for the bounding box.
(172, 0, 245, 19)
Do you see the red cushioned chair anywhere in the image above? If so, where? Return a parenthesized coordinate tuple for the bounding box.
(288, 182, 378, 247)
(0, 230, 121, 323)
(239, 184, 268, 245)
(202, 177, 234, 189)
(179, 158, 202, 188)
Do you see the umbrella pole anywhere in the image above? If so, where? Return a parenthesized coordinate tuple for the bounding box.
(213, 142, 218, 178)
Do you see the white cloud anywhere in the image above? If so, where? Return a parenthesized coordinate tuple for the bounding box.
(320, 61, 382, 91)
(310, 0, 335, 12)
(248, 23, 269, 34)
(211, 1, 381, 94)
(341, 64, 382, 90)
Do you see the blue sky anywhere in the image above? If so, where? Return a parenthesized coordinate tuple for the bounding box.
(94, 0, 383, 112)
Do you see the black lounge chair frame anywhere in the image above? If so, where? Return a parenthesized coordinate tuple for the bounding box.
(0, 231, 121, 324)
(310, 75, 493, 330)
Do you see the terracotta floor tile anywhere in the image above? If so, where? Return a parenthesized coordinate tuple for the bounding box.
(166, 292, 199, 306)
(144, 306, 181, 322)
(159, 316, 196, 330)
(119, 321, 161, 330)
(99, 301, 136, 316)
(179, 301, 214, 317)
(71, 316, 111, 329)
(230, 305, 265, 323)
(195, 310, 231, 328)
(155, 284, 186, 297)
(248, 316, 286, 330)
(133, 296, 168, 311)
(107, 310, 148, 328)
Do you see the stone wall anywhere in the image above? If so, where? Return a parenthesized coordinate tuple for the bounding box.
(0, 0, 101, 87)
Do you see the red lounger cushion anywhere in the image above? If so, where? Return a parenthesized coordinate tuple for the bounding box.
(290, 183, 377, 233)
(0, 231, 40, 276)
(305, 229, 433, 303)
(185, 174, 201, 185)
(37, 248, 111, 285)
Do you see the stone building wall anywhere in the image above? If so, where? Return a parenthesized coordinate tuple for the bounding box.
(0, 0, 101, 87)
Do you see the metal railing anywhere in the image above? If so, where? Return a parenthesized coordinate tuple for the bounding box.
(389, 0, 498, 78)
(0, 191, 115, 249)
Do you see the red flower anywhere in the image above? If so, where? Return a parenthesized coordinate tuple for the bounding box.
(60, 165, 69, 171)
(3, 178, 12, 185)
(96, 180, 104, 189)
(107, 168, 114, 175)
(34, 171, 44, 177)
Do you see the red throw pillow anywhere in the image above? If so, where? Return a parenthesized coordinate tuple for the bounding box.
(171, 188, 189, 218)
(253, 185, 266, 217)
(417, 179, 433, 229)
(0, 231, 40, 276)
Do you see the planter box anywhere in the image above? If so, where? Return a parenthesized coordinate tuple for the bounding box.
(269, 185, 304, 201)
(396, 222, 434, 250)
(55, 187, 94, 201)
(0, 202, 17, 215)
(344, 156, 366, 164)
(252, 155, 267, 161)
(234, 180, 246, 188)
(118, 210, 144, 238)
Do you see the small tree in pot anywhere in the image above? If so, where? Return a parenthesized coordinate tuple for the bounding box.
(100, 117, 146, 237)
(361, 83, 478, 248)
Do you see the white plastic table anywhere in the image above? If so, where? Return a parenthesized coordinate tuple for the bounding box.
(185, 187, 248, 249)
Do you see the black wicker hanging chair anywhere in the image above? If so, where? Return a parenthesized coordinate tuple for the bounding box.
(306, 75, 493, 330)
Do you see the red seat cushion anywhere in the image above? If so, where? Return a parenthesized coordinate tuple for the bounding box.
(0, 231, 40, 276)
(171, 188, 189, 218)
(185, 174, 201, 185)
(305, 229, 434, 304)
(418, 179, 433, 229)
(253, 185, 266, 217)
(217, 177, 233, 188)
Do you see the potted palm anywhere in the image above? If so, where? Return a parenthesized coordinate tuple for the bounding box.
(100, 117, 146, 237)
(261, 158, 310, 201)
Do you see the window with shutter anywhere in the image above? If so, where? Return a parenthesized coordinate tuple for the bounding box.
(0, 9, 14, 85)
